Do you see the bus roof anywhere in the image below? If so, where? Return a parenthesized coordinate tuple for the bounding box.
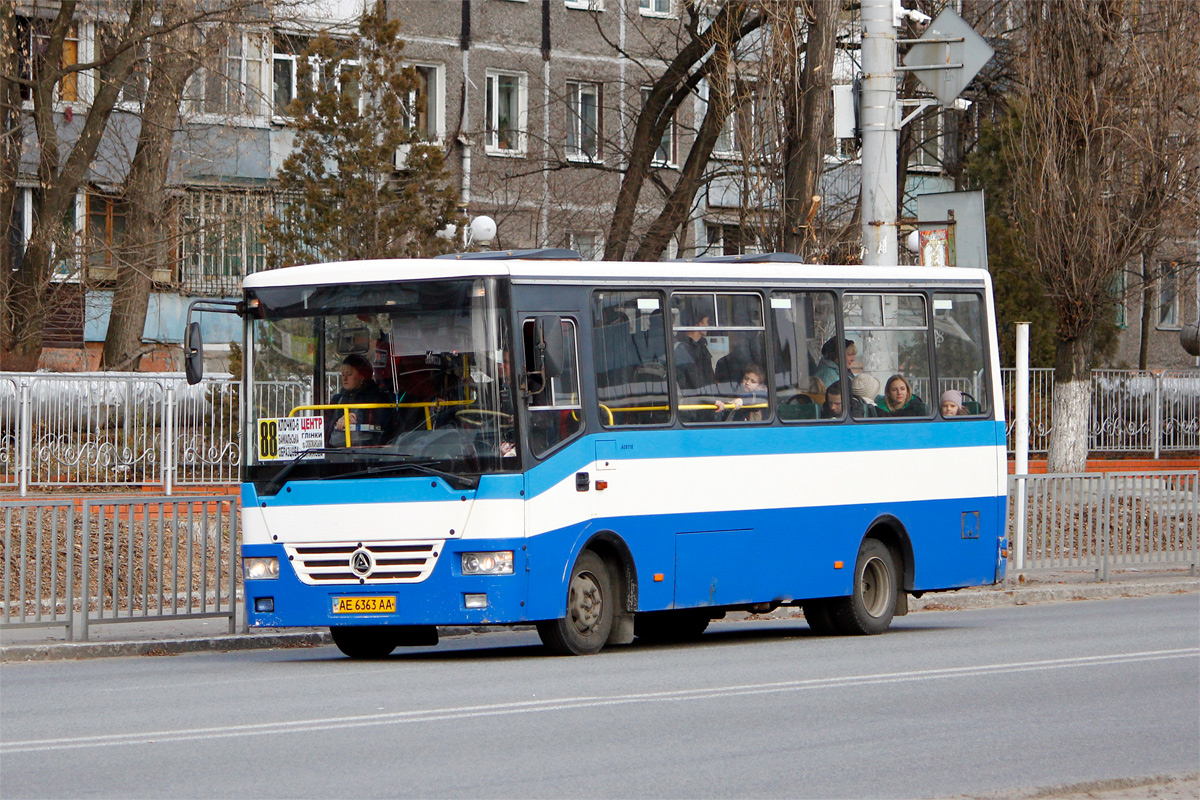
(241, 258, 992, 291)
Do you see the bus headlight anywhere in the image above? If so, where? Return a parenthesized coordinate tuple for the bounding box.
(461, 551, 514, 575)
(244, 557, 280, 580)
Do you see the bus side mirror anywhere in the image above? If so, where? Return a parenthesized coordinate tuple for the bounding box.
(184, 322, 204, 385)
(535, 315, 565, 380)
(1182, 322, 1199, 357)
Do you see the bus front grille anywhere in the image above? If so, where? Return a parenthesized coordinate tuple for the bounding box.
(283, 541, 442, 585)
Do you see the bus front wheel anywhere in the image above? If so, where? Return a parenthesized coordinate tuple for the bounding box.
(537, 550, 613, 655)
(330, 625, 399, 659)
(827, 539, 897, 635)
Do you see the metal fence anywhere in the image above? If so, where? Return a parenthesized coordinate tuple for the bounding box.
(1000, 368, 1200, 456)
(1, 494, 238, 640)
(1008, 471, 1198, 578)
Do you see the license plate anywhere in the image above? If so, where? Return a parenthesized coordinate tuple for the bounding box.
(332, 596, 397, 614)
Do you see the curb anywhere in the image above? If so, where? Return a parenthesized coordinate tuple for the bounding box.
(907, 578, 1200, 611)
(3, 579, 1196, 662)
(0, 631, 332, 663)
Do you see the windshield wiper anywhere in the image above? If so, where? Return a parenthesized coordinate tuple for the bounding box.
(331, 461, 479, 490)
(261, 448, 331, 496)
(262, 448, 479, 494)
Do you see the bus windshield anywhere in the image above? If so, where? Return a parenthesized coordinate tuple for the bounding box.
(245, 277, 515, 490)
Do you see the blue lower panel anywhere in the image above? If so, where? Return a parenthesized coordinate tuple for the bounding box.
(246, 494, 1006, 629)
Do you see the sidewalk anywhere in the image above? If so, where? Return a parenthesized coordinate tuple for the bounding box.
(2, 568, 1196, 662)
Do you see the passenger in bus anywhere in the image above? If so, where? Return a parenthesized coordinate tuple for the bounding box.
(878, 374, 927, 417)
(328, 354, 392, 446)
(820, 380, 845, 419)
(851, 373, 882, 418)
(674, 313, 720, 421)
(814, 337, 856, 389)
(940, 389, 964, 417)
(735, 363, 767, 421)
(674, 314, 716, 390)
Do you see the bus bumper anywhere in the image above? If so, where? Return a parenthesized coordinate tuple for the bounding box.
(242, 540, 531, 628)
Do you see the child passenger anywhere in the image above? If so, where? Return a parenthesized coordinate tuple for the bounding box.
(940, 389, 964, 417)
(736, 363, 767, 421)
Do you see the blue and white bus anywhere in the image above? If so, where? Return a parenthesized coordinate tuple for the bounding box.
(190, 250, 1007, 657)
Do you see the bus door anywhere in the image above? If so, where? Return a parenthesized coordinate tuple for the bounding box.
(517, 305, 591, 553)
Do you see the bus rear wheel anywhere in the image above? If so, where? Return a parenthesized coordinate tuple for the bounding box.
(537, 550, 613, 655)
(827, 538, 897, 635)
(330, 625, 399, 659)
(801, 599, 837, 635)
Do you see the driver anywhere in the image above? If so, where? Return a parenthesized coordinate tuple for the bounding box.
(328, 354, 391, 446)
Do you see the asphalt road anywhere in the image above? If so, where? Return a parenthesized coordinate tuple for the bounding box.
(2, 595, 1197, 799)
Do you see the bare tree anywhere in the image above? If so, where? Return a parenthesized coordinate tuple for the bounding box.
(1002, 0, 1199, 471)
(601, 0, 764, 261)
(2, 1, 157, 370)
(100, 8, 212, 370)
(720, 0, 844, 259)
(1, 0, 266, 370)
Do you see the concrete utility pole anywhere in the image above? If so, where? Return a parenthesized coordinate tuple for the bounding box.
(860, 0, 899, 266)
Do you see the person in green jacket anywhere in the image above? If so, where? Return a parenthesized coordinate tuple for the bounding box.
(879, 373, 927, 417)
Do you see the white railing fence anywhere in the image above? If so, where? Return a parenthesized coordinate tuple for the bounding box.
(1, 373, 252, 495)
(1000, 368, 1200, 456)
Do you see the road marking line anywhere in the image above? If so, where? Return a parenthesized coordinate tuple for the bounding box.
(3, 647, 1197, 754)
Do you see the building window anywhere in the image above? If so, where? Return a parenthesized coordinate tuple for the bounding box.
(179, 191, 269, 296)
(85, 192, 127, 278)
(17, 17, 79, 103)
(486, 71, 526, 154)
(188, 29, 270, 118)
(401, 64, 442, 140)
(567, 231, 603, 260)
(705, 223, 758, 257)
(271, 33, 311, 117)
(567, 81, 601, 161)
(908, 106, 942, 170)
(1157, 261, 1181, 329)
(566, 0, 604, 8)
(1111, 270, 1127, 328)
(641, 86, 676, 166)
(714, 82, 756, 158)
(639, 0, 673, 17)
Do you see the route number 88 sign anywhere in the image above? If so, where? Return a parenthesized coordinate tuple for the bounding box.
(257, 416, 325, 460)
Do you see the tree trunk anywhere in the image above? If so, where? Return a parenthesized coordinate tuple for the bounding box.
(782, 0, 838, 256)
(1138, 253, 1154, 370)
(101, 18, 198, 371)
(1046, 333, 1094, 473)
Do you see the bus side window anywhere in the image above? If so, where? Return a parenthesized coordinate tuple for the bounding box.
(671, 292, 767, 424)
(523, 317, 584, 456)
(845, 293, 933, 419)
(771, 291, 837, 422)
(933, 293, 990, 418)
(592, 291, 670, 426)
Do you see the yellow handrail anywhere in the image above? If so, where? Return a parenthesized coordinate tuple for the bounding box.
(288, 398, 478, 445)
(598, 401, 770, 424)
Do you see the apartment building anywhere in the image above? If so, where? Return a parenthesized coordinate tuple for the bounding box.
(11, 0, 987, 371)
